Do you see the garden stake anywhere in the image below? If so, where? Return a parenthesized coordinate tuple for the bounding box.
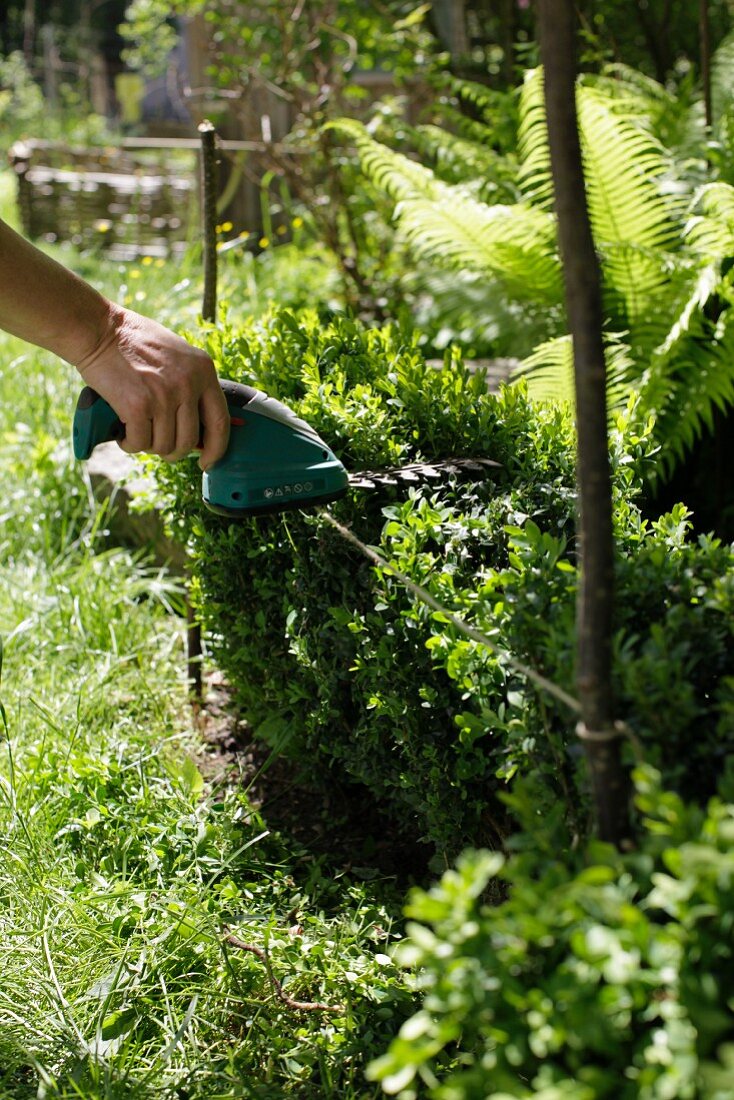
(188, 120, 220, 700)
(199, 120, 219, 325)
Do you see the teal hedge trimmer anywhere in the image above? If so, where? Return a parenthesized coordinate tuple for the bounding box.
(73, 379, 500, 517)
(73, 379, 350, 517)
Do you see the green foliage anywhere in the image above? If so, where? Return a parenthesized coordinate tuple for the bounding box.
(152, 309, 734, 853)
(0, 51, 44, 139)
(524, 70, 679, 336)
(332, 55, 734, 477)
(576, 0, 731, 83)
(0, 50, 110, 145)
(122, 0, 435, 88)
(0, 311, 413, 1099)
(331, 116, 562, 309)
(121, 0, 440, 312)
(368, 767, 734, 1099)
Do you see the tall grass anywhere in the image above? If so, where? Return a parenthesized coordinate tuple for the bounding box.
(0, 180, 410, 1097)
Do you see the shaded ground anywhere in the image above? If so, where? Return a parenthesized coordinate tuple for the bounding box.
(194, 671, 434, 889)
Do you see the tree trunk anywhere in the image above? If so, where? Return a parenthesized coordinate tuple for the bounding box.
(23, 0, 35, 64)
(700, 0, 713, 133)
(537, 0, 630, 846)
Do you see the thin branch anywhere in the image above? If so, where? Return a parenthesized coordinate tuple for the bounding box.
(321, 512, 582, 715)
(700, 0, 713, 133)
(222, 928, 345, 1014)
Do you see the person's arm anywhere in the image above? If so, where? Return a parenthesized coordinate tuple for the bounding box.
(0, 217, 229, 468)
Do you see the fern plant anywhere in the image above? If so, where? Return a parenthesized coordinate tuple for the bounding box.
(329, 117, 563, 306)
(331, 43, 734, 476)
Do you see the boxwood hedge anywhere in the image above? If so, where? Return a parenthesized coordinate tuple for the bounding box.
(369, 766, 734, 1099)
(151, 308, 734, 852)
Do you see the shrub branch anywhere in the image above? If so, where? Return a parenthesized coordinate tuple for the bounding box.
(222, 927, 345, 1015)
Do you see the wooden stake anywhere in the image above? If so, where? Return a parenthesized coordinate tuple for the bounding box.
(199, 120, 219, 323)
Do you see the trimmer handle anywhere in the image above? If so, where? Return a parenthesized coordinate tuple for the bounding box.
(72, 387, 125, 460)
(72, 379, 260, 460)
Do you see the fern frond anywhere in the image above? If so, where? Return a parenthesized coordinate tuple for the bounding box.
(577, 87, 678, 252)
(515, 333, 635, 408)
(519, 70, 680, 339)
(580, 86, 681, 342)
(587, 64, 702, 167)
(641, 313, 734, 473)
(517, 68, 555, 210)
(711, 30, 734, 124)
(600, 243, 677, 334)
(514, 334, 575, 403)
(436, 104, 493, 144)
(395, 195, 562, 302)
(628, 258, 709, 366)
(331, 119, 562, 303)
(411, 124, 519, 203)
(327, 118, 440, 201)
(448, 76, 518, 132)
(519, 69, 679, 239)
(592, 63, 672, 115)
(685, 182, 734, 260)
(637, 263, 734, 473)
(654, 264, 720, 358)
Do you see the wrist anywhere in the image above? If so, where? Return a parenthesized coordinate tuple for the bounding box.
(65, 295, 124, 372)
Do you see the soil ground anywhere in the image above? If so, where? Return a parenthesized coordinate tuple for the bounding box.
(193, 671, 434, 889)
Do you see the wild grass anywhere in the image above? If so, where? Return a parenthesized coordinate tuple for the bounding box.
(0, 179, 411, 1097)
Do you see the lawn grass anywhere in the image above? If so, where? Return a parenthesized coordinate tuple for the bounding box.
(0, 176, 411, 1098)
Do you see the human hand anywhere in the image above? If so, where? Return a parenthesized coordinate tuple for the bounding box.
(74, 304, 230, 469)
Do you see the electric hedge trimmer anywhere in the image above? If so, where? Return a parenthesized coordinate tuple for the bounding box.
(73, 379, 498, 515)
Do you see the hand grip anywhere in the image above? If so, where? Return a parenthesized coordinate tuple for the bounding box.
(72, 387, 125, 460)
(72, 379, 261, 461)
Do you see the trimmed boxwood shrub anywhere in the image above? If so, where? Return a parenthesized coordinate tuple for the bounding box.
(152, 308, 734, 852)
(368, 767, 734, 1099)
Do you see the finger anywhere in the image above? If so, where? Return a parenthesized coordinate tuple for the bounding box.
(164, 401, 201, 462)
(119, 416, 153, 454)
(150, 411, 177, 459)
(197, 385, 231, 470)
